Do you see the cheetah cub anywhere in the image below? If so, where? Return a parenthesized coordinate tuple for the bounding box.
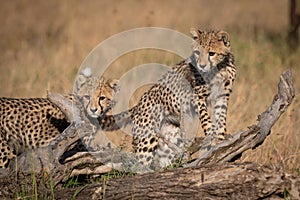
(0, 69, 119, 169)
(99, 28, 236, 170)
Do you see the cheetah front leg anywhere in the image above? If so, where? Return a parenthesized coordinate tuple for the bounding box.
(197, 99, 216, 136)
(213, 74, 235, 139)
(213, 94, 229, 139)
(193, 86, 216, 136)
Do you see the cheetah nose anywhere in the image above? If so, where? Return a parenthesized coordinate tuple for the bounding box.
(90, 108, 98, 113)
(199, 64, 206, 68)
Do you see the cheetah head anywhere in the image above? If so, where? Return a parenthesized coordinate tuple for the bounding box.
(74, 70, 120, 118)
(86, 77, 120, 118)
(190, 28, 231, 73)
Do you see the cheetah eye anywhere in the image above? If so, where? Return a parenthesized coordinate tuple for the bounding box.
(99, 96, 106, 101)
(209, 52, 216, 56)
(194, 50, 200, 56)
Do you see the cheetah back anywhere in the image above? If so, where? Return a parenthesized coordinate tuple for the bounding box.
(0, 97, 69, 168)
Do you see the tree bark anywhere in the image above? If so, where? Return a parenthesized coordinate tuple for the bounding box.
(0, 70, 297, 199)
(51, 162, 300, 200)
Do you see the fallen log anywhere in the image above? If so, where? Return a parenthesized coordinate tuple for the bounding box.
(0, 70, 297, 199)
(51, 162, 300, 200)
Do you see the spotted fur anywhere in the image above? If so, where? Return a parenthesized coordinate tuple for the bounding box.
(100, 29, 236, 170)
(0, 72, 120, 169)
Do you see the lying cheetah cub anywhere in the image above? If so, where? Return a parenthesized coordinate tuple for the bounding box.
(0, 70, 119, 169)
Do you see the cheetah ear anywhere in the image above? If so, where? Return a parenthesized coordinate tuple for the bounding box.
(75, 68, 92, 87)
(197, 29, 204, 34)
(109, 79, 120, 93)
(217, 31, 230, 47)
(190, 28, 200, 40)
(75, 73, 91, 92)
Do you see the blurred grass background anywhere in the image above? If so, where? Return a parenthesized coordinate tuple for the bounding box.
(0, 0, 299, 173)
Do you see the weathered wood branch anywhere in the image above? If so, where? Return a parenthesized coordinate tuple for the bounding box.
(1, 70, 297, 199)
(186, 70, 295, 166)
(49, 69, 297, 199)
(51, 162, 300, 200)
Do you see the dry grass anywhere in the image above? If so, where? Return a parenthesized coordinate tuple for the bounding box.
(0, 0, 299, 172)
